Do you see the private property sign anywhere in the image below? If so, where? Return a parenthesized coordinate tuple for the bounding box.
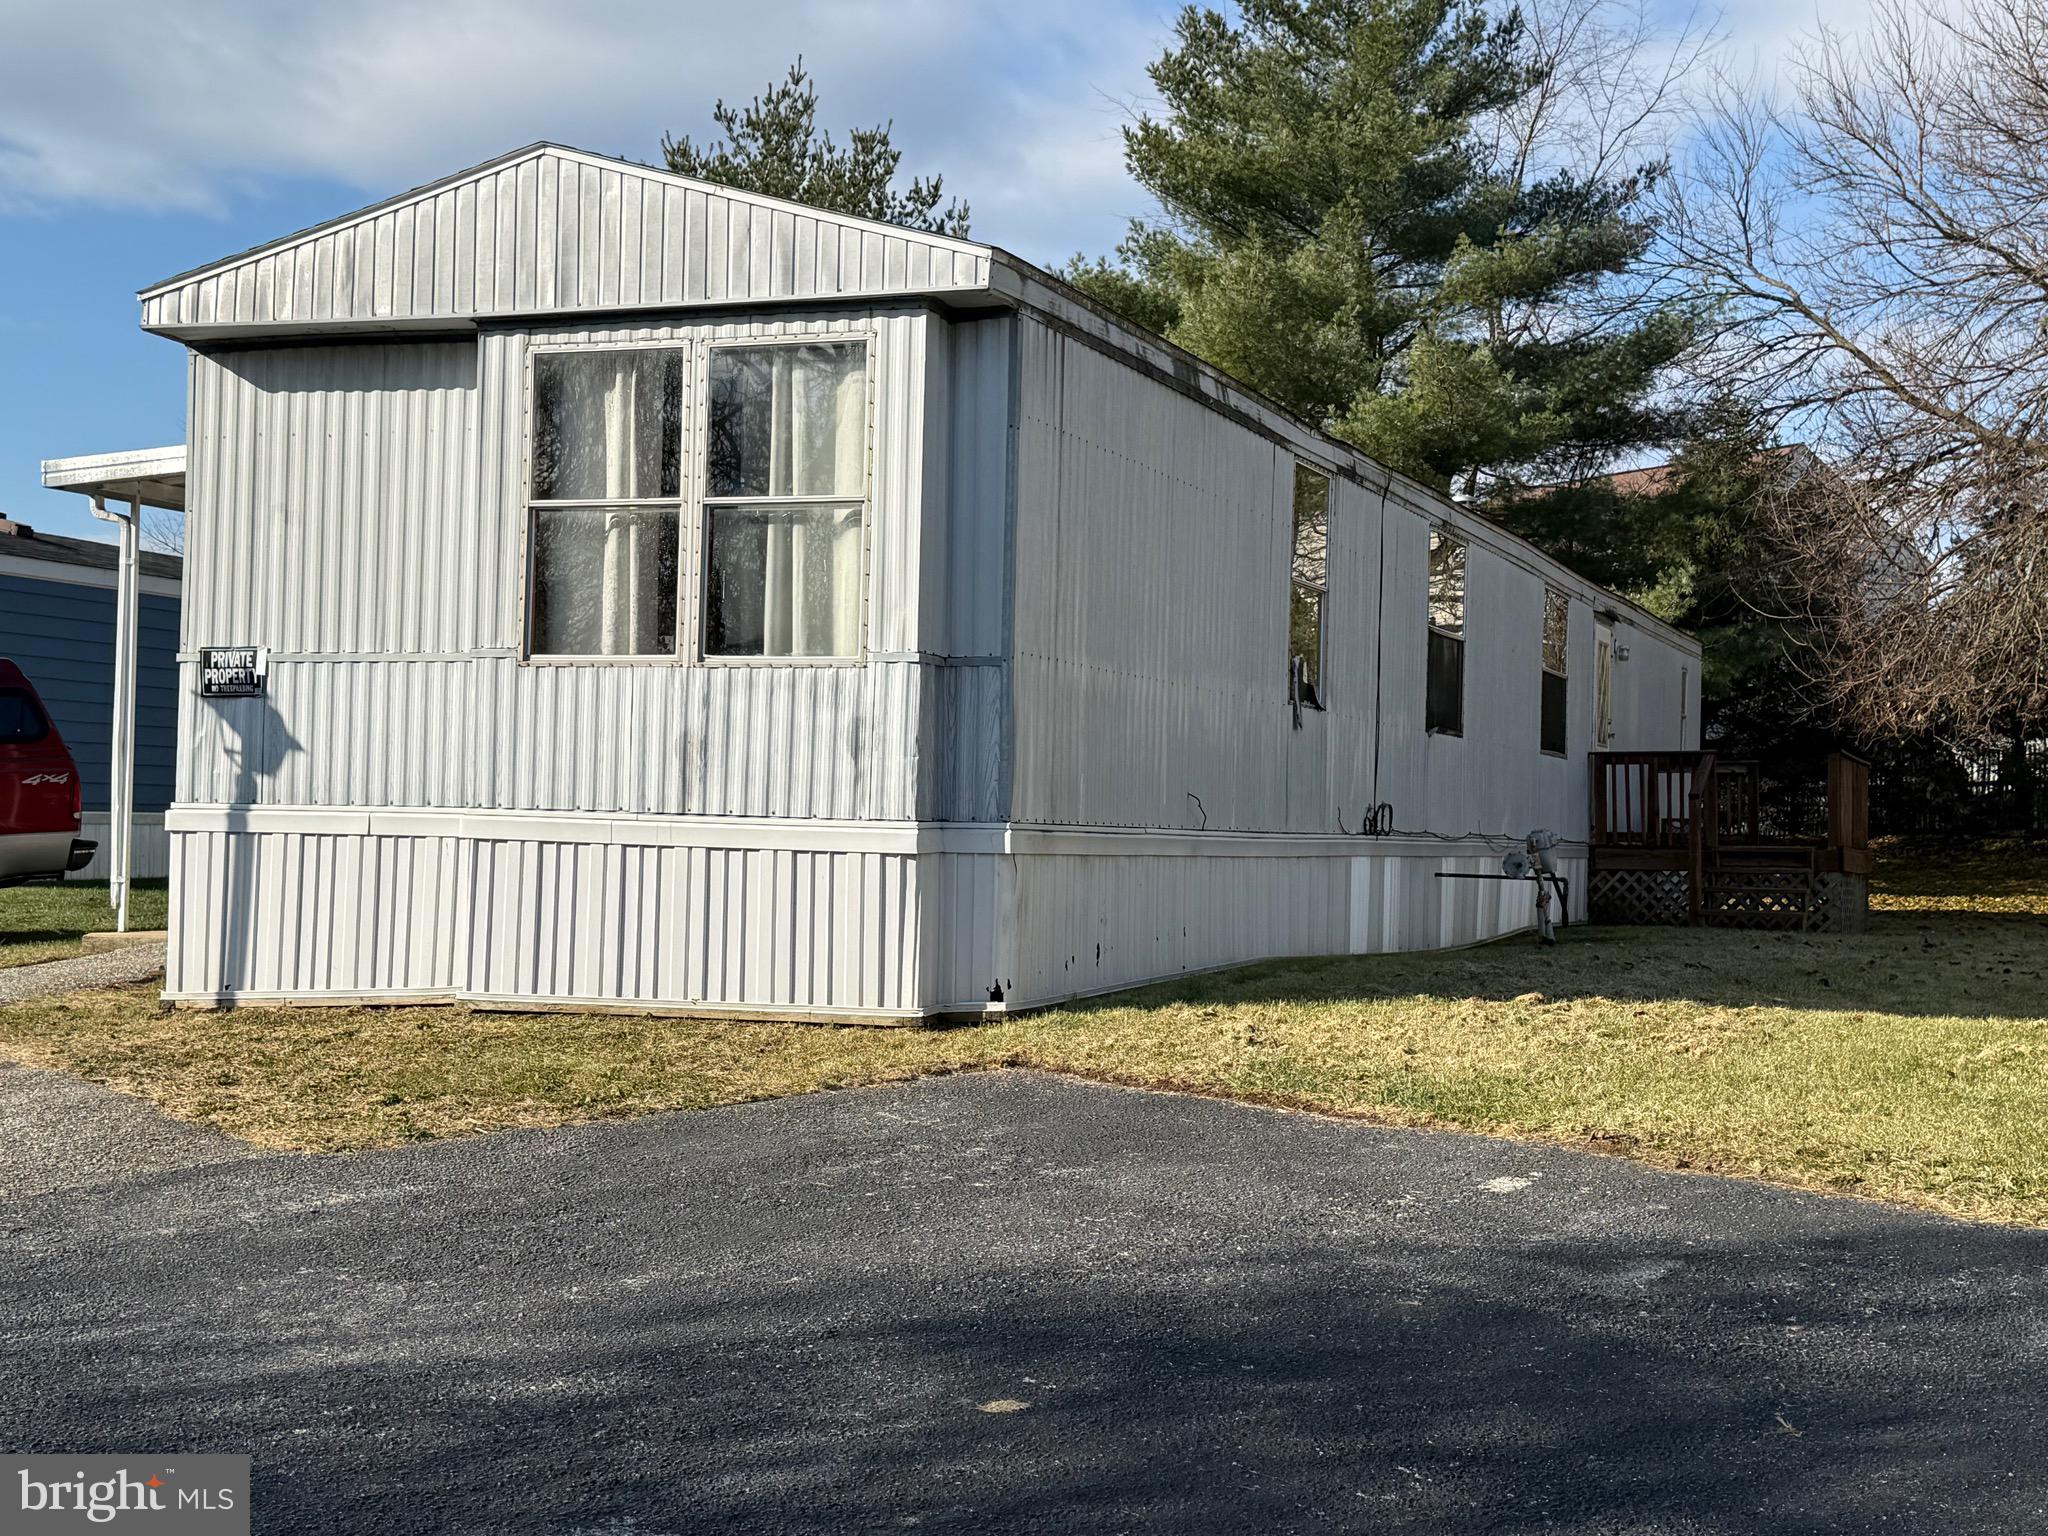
(199, 647, 267, 698)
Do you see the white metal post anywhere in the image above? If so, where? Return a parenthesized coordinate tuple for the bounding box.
(116, 493, 138, 931)
(89, 492, 139, 932)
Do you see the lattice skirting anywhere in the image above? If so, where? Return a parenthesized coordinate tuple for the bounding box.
(1589, 870, 1870, 933)
(1711, 870, 1823, 929)
(1589, 869, 1691, 925)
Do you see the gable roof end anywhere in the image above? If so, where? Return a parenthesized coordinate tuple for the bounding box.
(138, 143, 996, 341)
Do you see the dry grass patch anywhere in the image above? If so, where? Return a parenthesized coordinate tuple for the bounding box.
(0, 842, 2042, 1224)
(1872, 838, 2048, 915)
(4, 902, 2045, 1224)
(0, 993, 993, 1152)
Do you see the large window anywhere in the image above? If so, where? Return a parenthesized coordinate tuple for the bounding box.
(1289, 464, 1329, 709)
(1427, 530, 1465, 736)
(525, 349, 685, 657)
(1540, 588, 1569, 755)
(703, 342, 868, 658)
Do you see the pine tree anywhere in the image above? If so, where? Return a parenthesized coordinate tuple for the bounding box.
(663, 59, 970, 237)
(1067, 0, 1699, 583)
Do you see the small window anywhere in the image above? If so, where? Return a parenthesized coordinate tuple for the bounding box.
(1540, 589, 1568, 756)
(1289, 465, 1329, 708)
(703, 342, 868, 658)
(0, 688, 48, 745)
(1427, 530, 1465, 735)
(526, 348, 686, 657)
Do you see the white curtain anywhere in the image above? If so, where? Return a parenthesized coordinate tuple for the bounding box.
(758, 351, 863, 656)
(597, 362, 663, 654)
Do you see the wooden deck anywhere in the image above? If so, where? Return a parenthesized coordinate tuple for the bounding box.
(1588, 750, 1871, 930)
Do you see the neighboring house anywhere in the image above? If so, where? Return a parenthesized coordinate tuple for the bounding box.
(140, 142, 1699, 1019)
(0, 518, 180, 878)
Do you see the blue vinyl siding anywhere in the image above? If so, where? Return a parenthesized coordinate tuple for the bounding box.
(0, 574, 179, 813)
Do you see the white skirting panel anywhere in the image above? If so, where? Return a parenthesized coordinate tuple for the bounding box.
(68, 814, 171, 881)
(165, 824, 921, 1017)
(165, 814, 1587, 1019)
(922, 845, 1590, 1015)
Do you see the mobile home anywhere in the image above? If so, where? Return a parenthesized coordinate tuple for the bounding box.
(144, 143, 1698, 1018)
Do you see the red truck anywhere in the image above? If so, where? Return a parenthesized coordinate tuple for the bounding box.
(0, 660, 95, 885)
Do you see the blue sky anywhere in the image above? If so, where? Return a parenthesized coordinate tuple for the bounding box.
(0, 0, 1873, 543)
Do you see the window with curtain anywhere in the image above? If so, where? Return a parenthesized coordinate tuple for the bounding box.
(1290, 464, 1329, 708)
(1540, 588, 1568, 755)
(526, 348, 685, 657)
(703, 341, 868, 658)
(1427, 530, 1465, 736)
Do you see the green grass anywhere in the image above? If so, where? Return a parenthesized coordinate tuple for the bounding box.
(1871, 836, 2048, 915)
(0, 880, 169, 967)
(0, 848, 2043, 1225)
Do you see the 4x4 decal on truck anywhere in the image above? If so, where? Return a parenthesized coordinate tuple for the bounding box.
(22, 773, 70, 785)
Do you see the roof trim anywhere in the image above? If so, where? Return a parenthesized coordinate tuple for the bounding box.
(138, 141, 992, 300)
(41, 445, 188, 512)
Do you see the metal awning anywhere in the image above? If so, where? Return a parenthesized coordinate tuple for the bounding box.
(40, 445, 186, 510)
(35, 444, 185, 933)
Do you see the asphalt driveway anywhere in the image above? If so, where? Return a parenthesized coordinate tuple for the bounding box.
(4, 1070, 2044, 1534)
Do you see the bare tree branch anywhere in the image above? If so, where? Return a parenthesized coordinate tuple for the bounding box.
(1663, 0, 2048, 742)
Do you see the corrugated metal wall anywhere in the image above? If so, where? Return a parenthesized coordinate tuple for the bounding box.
(178, 309, 1004, 826)
(1008, 317, 1693, 843)
(167, 276, 1693, 1016)
(170, 302, 1008, 1012)
(1606, 623, 1700, 753)
(1010, 320, 1310, 831)
(0, 575, 179, 813)
(168, 826, 920, 1014)
(915, 843, 1592, 1014)
(142, 147, 990, 336)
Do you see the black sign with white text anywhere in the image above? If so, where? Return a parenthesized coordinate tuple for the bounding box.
(199, 647, 267, 698)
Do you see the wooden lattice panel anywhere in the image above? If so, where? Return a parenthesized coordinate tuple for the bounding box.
(1707, 871, 1820, 930)
(1590, 869, 1689, 926)
(1593, 868, 1869, 932)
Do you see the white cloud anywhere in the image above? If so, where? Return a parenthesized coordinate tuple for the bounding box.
(0, 0, 1168, 257)
(1701, 0, 1970, 85)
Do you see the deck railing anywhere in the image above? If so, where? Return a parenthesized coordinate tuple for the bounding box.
(1591, 751, 1718, 921)
(1590, 751, 1719, 849)
(1589, 749, 1871, 924)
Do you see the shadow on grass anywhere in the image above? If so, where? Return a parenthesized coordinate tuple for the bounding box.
(1050, 909, 2048, 1024)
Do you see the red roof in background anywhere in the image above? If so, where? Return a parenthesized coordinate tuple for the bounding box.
(1548, 444, 1815, 500)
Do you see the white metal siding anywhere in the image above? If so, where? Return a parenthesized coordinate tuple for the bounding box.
(176, 309, 1004, 826)
(167, 824, 922, 1014)
(916, 842, 1592, 1014)
(1007, 316, 1695, 844)
(141, 147, 992, 336)
(164, 226, 1695, 1016)
(1011, 320, 1304, 831)
(184, 342, 486, 656)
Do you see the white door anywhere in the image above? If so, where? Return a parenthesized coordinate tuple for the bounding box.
(1594, 620, 1615, 749)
